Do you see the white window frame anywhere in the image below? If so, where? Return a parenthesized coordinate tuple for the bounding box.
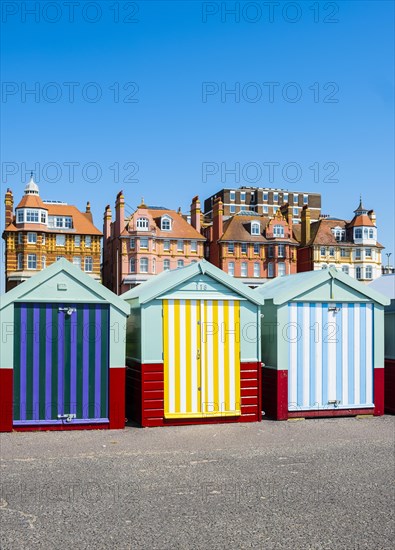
(365, 266, 373, 279)
(74, 235, 81, 247)
(241, 243, 248, 254)
(84, 256, 93, 272)
(85, 236, 92, 248)
(240, 191, 246, 202)
(136, 217, 149, 231)
(228, 262, 235, 276)
(177, 259, 184, 269)
(17, 210, 24, 223)
(163, 240, 170, 251)
(26, 209, 39, 223)
(27, 254, 37, 270)
(230, 204, 236, 214)
(27, 232, 37, 244)
(253, 243, 260, 255)
(273, 192, 278, 203)
(273, 224, 284, 237)
(41, 256, 46, 269)
(17, 253, 23, 269)
(161, 216, 172, 231)
(56, 234, 66, 247)
(177, 240, 184, 252)
(241, 262, 248, 277)
(230, 191, 235, 201)
(73, 257, 81, 269)
(278, 262, 286, 277)
(190, 240, 197, 252)
(251, 222, 260, 235)
(164, 259, 171, 271)
(140, 237, 148, 249)
(140, 257, 149, 273)
(253, 262, 260, 277)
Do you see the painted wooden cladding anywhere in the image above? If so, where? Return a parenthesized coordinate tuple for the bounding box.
(287, 303, 374, 411)
(13, 303, 109, 425)
(163, 299, 241, 419)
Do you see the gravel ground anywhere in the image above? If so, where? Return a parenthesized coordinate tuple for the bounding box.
(1, 416, 394, 550)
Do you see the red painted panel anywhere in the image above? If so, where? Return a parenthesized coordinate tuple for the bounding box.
(373, 368, 384, 416)
(262, 367, 288, 420)
(384, 359, 395, 414)
(0, 369, 13, 432)
(109, 367, 126, 429)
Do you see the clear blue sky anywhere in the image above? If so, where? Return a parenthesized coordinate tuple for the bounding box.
(1, 0, 394, 292)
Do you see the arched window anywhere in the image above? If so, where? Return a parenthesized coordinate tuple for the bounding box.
(136, 218, 149, 230)
(140, 258, 149, 273)
(273, 224, 284, 237)
(161, 216, 172, 231)
(251, 222, 260, 235)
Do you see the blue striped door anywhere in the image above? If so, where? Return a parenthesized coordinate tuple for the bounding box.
(13, 303, 109, 426)
(287, 303, 374, 411)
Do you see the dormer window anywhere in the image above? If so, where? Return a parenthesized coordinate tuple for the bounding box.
(251, 222, 260, 235)
(355, 228, 362, 239)
(136, 217, 149, 230)
(273, 224, 284, 237)
(331, 227, 345, 241)
(161, 215, 172, 231)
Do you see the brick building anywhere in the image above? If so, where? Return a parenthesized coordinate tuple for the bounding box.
(203, 186, 321, 223)
(296, 199, 384, 282)
(102, 192, 205, 294)
(3, 177, 102, 291)
(203, 197, 298, 286)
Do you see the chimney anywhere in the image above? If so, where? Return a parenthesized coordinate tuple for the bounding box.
(301, 205, 311, 246)
(368, 209, 376, 225)
(190, 195, 201, 233)
(213, 197, 223, 241)
(5, 188, 13, 227)
(115, 191, 125, 235)
(84, 200, 93, 223)
(103, 205, 112, 241)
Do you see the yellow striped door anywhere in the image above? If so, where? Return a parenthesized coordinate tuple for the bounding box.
(163, 299, 241, 419)
(200, 300, 241, 417)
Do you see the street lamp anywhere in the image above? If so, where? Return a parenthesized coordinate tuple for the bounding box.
(385, 253, 392, 270)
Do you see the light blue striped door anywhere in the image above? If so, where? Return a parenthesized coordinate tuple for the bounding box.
(287, 303, 374, 411)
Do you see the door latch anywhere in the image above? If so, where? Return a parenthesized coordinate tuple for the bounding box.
(57, 413, 76, 422)
(196, 349, 201, 360)
(58, 307, 76, 316)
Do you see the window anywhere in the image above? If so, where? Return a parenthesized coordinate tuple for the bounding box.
(303, 194, 308, 204)
(363, 228, 369, 238)
(283, 192, 288, 203)
(241, 262, 248, 277)
(48, 217, 54, 228)
(161, 216, 172, 231)
(250, 192, 255, 203)
(230, 191, 235, 201)
(163, 240, 170, 251)
(273, 224, 284, 237)
(130, 258, 135, 272)
(329, 247, 335, 256)
(230, 204, 236, 214)
(27, 254, 37, 269)
(355, 228, 362, 239)
(240, 191, 246, 202)
(273, 192, 278, 202)
(136, 218, 149, 230)
(369, 229, 374, 239)
(263, 205, 268, 214)
(56, 234, 66, 246)
(253, 243, 260, 255)
(73, 257, 81, 269)
(17, 210, 24, 223)
(84, 257, 93, 272)
(365, 248, 372, 258)
(26, 210, 39, 223)
(251, 222, 260, 235)
(340, 248, 347, 257)
(18, 233, 23, 244)
(263, 192, 268, 201)
(273, 206, 278, 213)
(321, 264, 328, 270)
(268, 262, 274, 277)
(164, 259, 171, 271)
(74, 235, 81, 247)
(355, 249, 361, 259)
(278, 244, 285, 258)
(253, 263, 260, 277)
(27, 232, 37, 244)
(41, 211, 47, 224)
(293, 207, 298, 216)
(64, 217, 72, 229)
(278, 262, 286, 276)
(55, 217, 63, 228)
(320, 247, 326, 256)
(293, 194, 298, 204)
(85, 236, 91, 248)
(152, 239, 156, 251)
(356, 266, 362, 279)
(177, 260, 184, 269)
(17, 253, 23, 269)
(42, 233, 46, 245)
(365, 266, 373, 279)
(130, 238, 135, 249)
(331, 228, 345, 242)
(228, 262, 235, 276)
(268, 245, 274, 258)
(140, 237, 148, 249)
(190, 241, 197, 252)
(140, 258, 149, 273)
(177, 240, 184, 252)
(152, 258, 156, 274)
(41, 256, 46, 269)
(228, 242, 234, 253)
(342, 265, 349, 275)
(241, 243, 248, 254)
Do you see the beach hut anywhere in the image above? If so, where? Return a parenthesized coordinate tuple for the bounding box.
(0, 259, 130, 432)
(256, 268, 389, 420)
(369, 274, 395, 413)
(122, 260, 264, 427)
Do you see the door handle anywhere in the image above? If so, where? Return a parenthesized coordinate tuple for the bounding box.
(196, 349, 200, 360)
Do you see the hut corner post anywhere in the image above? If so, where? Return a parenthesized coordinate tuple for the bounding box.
(0, 369, 13, 432)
